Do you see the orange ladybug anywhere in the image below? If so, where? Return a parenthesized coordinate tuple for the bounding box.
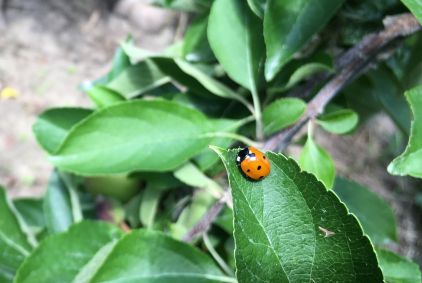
(236, 146, 270, 181)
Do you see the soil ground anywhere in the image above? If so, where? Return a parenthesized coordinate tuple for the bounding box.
(0, 0, 420, 267)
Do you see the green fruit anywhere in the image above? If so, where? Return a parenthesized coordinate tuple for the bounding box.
(84, 175, 139, 202)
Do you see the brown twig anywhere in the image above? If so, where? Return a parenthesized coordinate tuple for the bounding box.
(264, 13, 421, 151)
(182, 13, 421, 243)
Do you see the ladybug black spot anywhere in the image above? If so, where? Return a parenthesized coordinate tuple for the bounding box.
(257, 165, 262, 170)
(247, 169, 250, 172)
(259, 176, 264, 179)
(263, 156, 266, 159)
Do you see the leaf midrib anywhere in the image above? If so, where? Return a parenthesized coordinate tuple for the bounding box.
(231, 171, 290, 282)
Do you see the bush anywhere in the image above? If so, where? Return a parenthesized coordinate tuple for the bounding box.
(1, 0, 422, 282)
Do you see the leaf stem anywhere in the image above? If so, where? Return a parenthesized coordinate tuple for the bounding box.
(206, 132, 261, 148)
(251, 88, 264, 141)
(203, 232, 235, 277)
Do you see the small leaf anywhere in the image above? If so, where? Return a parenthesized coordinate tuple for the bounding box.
(299, 131, 336, 189)
(334, 178, 397, 244)
(263, 98, 306, 135)
(317, 109, 359, 134)
(14, 198, 45, 231)
(400, 0, 422, 25)
(264, 0, 345, 80)
(86, 85, 125, 108)
(212, 147, 383, 282)
(50, 100, 214, 175)
(194, 118, 242, 171)
(43, 171, 77, 234)
(284, 62, 333, 90)
(370, 67, 411, 135)
(183, 15, 215, 63)
(171, 190, 214, 240)
(247, 0, 266, 18)
(174, 59, 248, 104)
(139, 185, 162, 229)
(33, 108, 92, 154)
(106, 60, 170, 99)
(376, 248, 422, 283)
(14, 221, 123, 283)
(208, 0, 265, 91)
(388, 85, 422, 178)
(0, 187, 36, 282)
(174, 162, 224, 198)
(107, 36, 132, 81)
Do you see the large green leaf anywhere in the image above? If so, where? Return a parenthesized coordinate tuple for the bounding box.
(400, 0, 422, 25)
(208, 0, 265, 91)
(299, 131, 336, 189)
(88, 229, 233, 282)
(388, 86, 422, 178)
(264, 0, 345, 80)
(50, 100, 214, 175)
(14, 221, 123, 283)
(106, 60, 170, 99)
(263, 98, 306, 135)
(33, 108, 92, 154)
(213, 147, 382, 282)
(376, 248, 421, 283)
(334, 178, 397, 244)
(0, 186, 36, 283)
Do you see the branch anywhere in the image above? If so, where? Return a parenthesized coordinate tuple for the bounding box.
(182, 13, 421, 243)
(264, 13, 421, 151)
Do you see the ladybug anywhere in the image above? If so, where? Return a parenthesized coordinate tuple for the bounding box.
(236, 146, 270, 181)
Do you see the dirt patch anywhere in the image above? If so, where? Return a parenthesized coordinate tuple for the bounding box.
(0, 0, 180, 197)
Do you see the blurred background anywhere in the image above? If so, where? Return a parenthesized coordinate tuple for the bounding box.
(0, 0, 421, 266)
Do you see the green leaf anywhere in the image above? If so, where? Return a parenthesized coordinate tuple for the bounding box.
(370, 67, 411, 135)
(388, 85, 422, 178)
(174, 59, 249, 105)
(317, 109, 359, 134)
(107, 37, 132, 81)
(33, 108, 92, 154)
(400, 0, 422, 25)
(14, 198, 45, 231)
(247, 0, 266, 18)
(264, 0, 345, 80)
(171, 190, 214, 240)
(43, 171, 77, 234)
(0, 186, 36, 282)
(174, 162, 224, 198)
(334, 178, 397, 244)
(263, 98, 306, 135)
(208, 0, 265, 91)
(194, 118, 242, 171)
(106, 60, 170, 99)
(183, 15, 215, 63)
(285, 62, 332, 89)
(139, 184, 162, 229)
(50, 100, 214, 175)
(299, 131, 336, 189)
(86, 85, 125, 109)
(376, 248, 422, 283)
(212, 147, 383, 283)
(14, 221, 123, 283)
(90, 229, 232, 282)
